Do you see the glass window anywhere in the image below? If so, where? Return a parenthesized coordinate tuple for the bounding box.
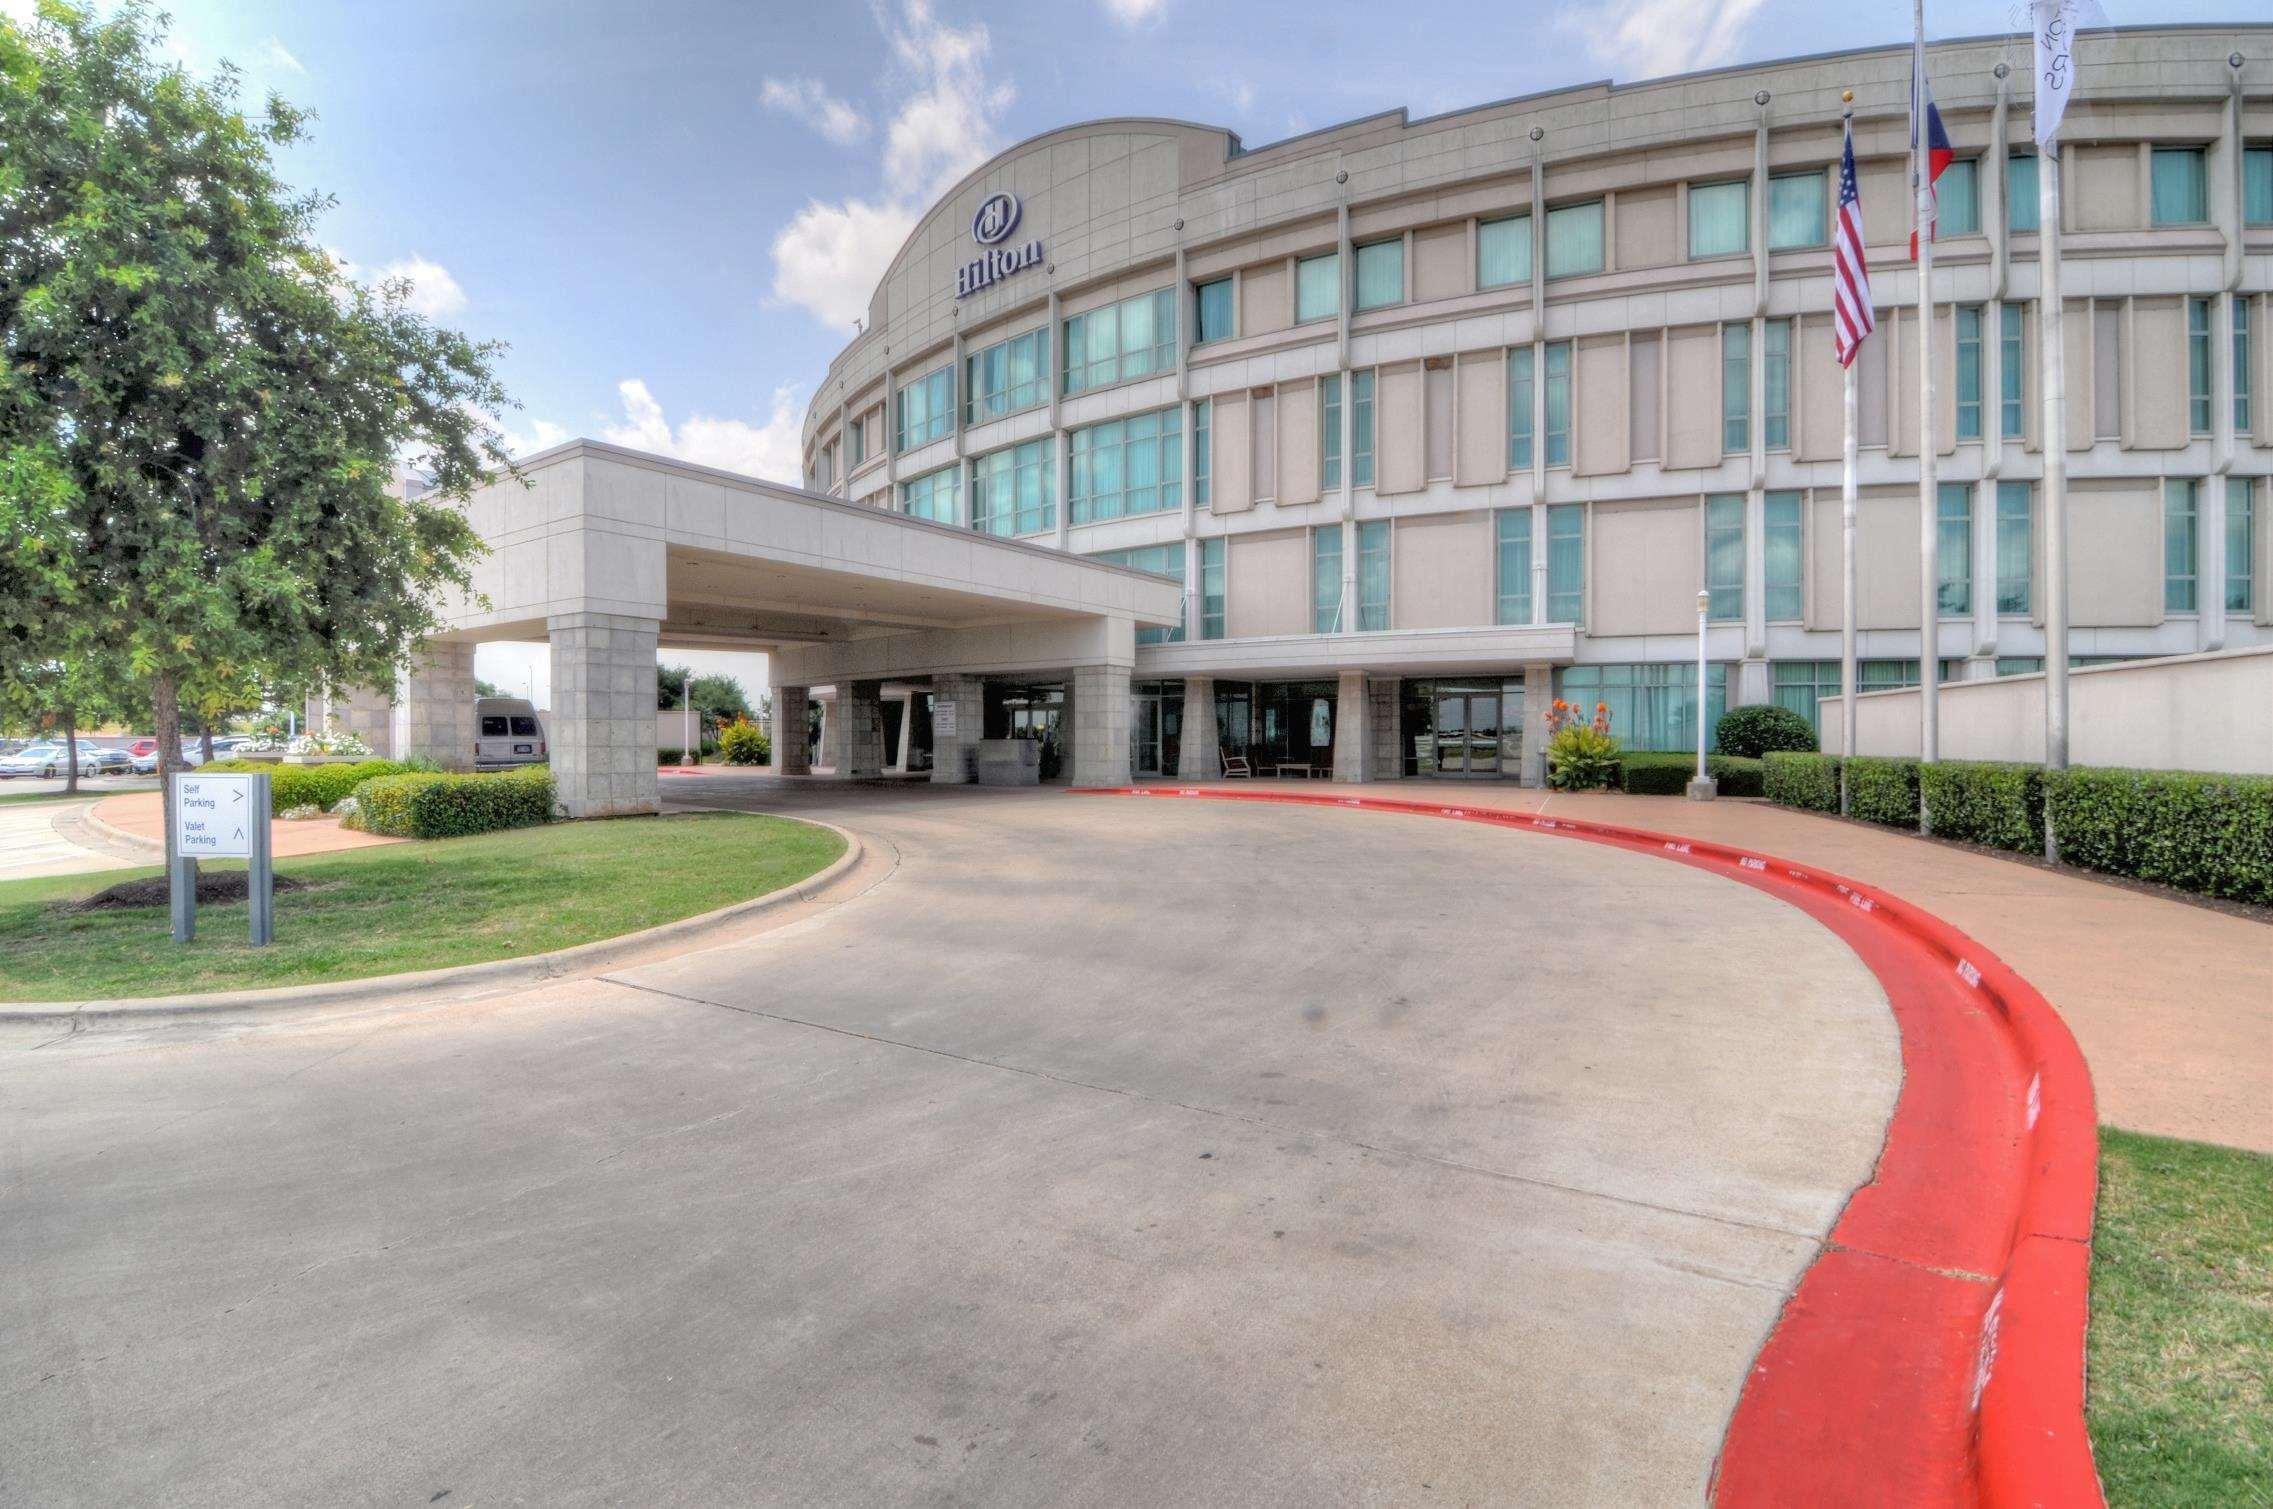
(1312, 526, 1345, 633)
(1765, 490, 1803, 621)
(2000, 303, 2026, 439)
(1937, 482, 1972, 617)
(1356, 520, 1390, 631)
(1063, 288, 1176, 395)
(1543, 341, 1572, 467)
(895, 365, 954, 452)
(2186, 296, 2213, 434)
(970, 438, 1054, 537)
(2164, 478, 2198, 612)
(1193, 398, 1211, 508)
(1320, 374, 1342, 490)
(848, 417, 867, 466)
(1477, 214, 1532, 288)
(1763, 318, 1791, 451)
(1507, 346, 1535, 469)
(1955, 305, 1983, 441)
(1705, 494, 1745, 621)
(1937, 159, 1980, 236)
(964, 328, 1048, 424)
(1199, 537, 1226, 639)
(2007, 152, 2040, 233)
(1496, 507, 1532, 625)
(1859, 659, 1921, 691)
(2248, 147, 2273, 226)
(1545, 200, 1605, 278)
(1194, 278, 1234, 344)
(1995, 658, 2044, 676)
(2238, 298, 2254, 434)
(1722, 323, 1750, 454)
(1354, 240, 1404, 311)
(1546, 503, 1584, 621)
(1997, 481, 2032, 615)
(1091, 543, 1186, 645)
(1558, 663, 1726, 753)
(1688, 180, 1750, 259)
(1295, 252, 1340, 323)
(900, 465, 960, 524)
(1772, 660, 1840, 736)
(1069, 407, 1182, 524)
(2150, 147, 2209, 226)
(2229, 478, 2256, 614)
(1351, 370, 1375, 487)
(1768, 170, 1826, 249)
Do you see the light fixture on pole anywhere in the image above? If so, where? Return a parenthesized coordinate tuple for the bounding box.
(1689, 587, 1717, 801)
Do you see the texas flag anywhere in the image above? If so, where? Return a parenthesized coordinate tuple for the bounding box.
(1909, 36, 1954, 260)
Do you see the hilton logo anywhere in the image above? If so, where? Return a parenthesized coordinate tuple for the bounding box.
(956, 191, 1043, 299)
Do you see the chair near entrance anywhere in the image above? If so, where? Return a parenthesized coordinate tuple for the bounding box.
(1221, 753, 1252, 778)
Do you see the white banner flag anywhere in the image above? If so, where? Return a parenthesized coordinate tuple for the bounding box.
(2031, 0, 2108, 150)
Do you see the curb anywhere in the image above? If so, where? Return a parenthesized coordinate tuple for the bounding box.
(1073, 785, 2102, 1509)
(82, 798, 162, 857)
(1, 819, 863, 1026)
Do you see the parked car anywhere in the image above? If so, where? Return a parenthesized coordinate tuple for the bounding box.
(0, 743, 71, 778)
(79, 746, 134, 777)
(475, 697, 547, 769)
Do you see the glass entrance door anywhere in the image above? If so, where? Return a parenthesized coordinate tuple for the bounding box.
(1402, 678, 1522, 778)
(1434, 689, 1500, 776)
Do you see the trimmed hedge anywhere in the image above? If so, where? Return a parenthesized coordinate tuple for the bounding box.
(1715, 704, 1818, 759)
(1763, 751, 1841, 812)
(2047, 767, 2273, 905)
(1616, 752, 1764, 797)
(352, 766, 557, 839)
(203, 758, 409, 814)
(1846, 756, 1921, 827)
(1921, 761, 2045, 854)
(718, 720, 770, 766)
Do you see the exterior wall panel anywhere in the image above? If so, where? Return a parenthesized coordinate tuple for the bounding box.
(1590, 498, 1701, 636)
(1664, 327, 1721, 471)
(1391, 513, 1494, 630)
(1454, 352, 1508, 487)
(1225, 530, 1310, 638)
(2068, 479, 2163, 628)
(1574, 334, 1630, 478)
(1278, 378, 1321, 506)
(1377, 361, 1427, 496)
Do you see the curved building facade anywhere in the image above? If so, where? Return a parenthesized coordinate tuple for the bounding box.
(799, 26, 2273, 783)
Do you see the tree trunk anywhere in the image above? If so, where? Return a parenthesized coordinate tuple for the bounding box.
(153, 673, 184, 863)
(63, 707, 79, 794)
(200, 718, 215, 765)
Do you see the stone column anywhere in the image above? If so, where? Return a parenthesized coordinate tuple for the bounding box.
(547, 611, 660, 818)
(1331, 669, 1372, 782)
(1367, 677, 1403, 779)
(391, 639, 477, 770)
(331, 684, 397, 758)
(1176, 675, 1217, 779)
(1069, 663, 1133, 786)
(1521, 660, 1555, 787)
(828, 679, 886, 779)
(930, 674, 985, 784)
(772, 686, 811, 775)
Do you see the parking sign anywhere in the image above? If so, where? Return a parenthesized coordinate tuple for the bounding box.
(174, 773, 258, 857)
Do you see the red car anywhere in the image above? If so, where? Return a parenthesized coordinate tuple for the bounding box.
(127, 738, 158, 757)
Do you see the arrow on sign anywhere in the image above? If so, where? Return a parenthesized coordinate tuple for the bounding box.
(232, 828, 244, 841)
(232, 789, 244, 803)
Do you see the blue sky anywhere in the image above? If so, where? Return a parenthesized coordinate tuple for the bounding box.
(7, 0, 2222, 704)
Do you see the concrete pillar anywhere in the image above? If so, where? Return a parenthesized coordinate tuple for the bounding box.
(1176, 676, 1217, 778)
(1521, 660, 1555, 787)
(1331, 669, 1372, 782)
(392, 639, 477, 770)
(547, 611, 660, 818)
(1367, 677, 1403, 779)
(1069, 663, 1133, 786)
(828, 679, 886, 778)
(772, 686, 811, 775)
(930, 674, 984, 784)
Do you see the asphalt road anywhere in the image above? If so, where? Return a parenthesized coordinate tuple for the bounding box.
(2, 781, 1900, 1506)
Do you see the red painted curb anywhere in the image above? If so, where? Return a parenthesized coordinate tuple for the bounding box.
(1072, 785, 2102, 1508)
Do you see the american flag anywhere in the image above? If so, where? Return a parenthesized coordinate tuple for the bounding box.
(1833, 118, 1875, 369)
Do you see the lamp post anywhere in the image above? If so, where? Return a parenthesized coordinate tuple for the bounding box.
(1689, 587, 1717, 801)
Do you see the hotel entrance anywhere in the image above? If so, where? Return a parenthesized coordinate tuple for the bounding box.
(1400, 678, 1526, 779)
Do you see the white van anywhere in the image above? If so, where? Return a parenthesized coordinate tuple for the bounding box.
(474, 697, 548, 769)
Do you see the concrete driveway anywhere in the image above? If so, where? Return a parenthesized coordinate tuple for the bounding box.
(2, 781, 1900, 1506)
(0, 797, 142, 880)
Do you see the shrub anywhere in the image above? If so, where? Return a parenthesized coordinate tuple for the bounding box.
(1764, 752, 1842, 812)
(718, 719, 771, 766)
(202, 757, 408, 814)
(1846, 756, 1921, 827)
(1922, 761, 2044, 853)
(1715, 704, 1818, 760)
(352, 766, 557, 839)
(1615, 752, 1764, 797)
(2047, 767, 2273, 905)
(1545, 699, 1621, 791)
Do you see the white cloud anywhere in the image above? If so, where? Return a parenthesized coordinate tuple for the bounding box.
(255, 36, 305, 74)
(1101, 0, 1166, 25)
(1208, 76, 1257, 117)
(600, 378, 804, 484)
(765, 0, 1014, 329)
(0, 0, 39, 26)
(760, 76, 869, 146)
(1559, 0, 1768, 82)
(496, 415, 570, 458)
(377, 255, 468, 319)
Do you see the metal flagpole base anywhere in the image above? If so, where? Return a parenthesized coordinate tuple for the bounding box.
(1687, 776, 1719, 801)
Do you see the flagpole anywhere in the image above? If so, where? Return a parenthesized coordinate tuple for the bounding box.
(1913, 0, 1939, 836)
(2039, 143, 2070, 859)
(1840, 95, 1861, 813)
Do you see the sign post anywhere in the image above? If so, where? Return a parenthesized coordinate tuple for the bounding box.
(171, 771, 273, 945)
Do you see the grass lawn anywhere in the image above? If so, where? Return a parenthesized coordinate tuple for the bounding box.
(2088, 1127, 2272, 1505)
(0, 812, 844, 1000)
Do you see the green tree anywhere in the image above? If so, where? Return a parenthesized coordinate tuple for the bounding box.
(657, 664, 750, 729)
(0, 2, 514, 844)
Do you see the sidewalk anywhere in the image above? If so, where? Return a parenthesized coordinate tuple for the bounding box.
(89, 791, 401, 860)
(1135, 780, 2271, 1154)
(0, 801, 141, 880)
